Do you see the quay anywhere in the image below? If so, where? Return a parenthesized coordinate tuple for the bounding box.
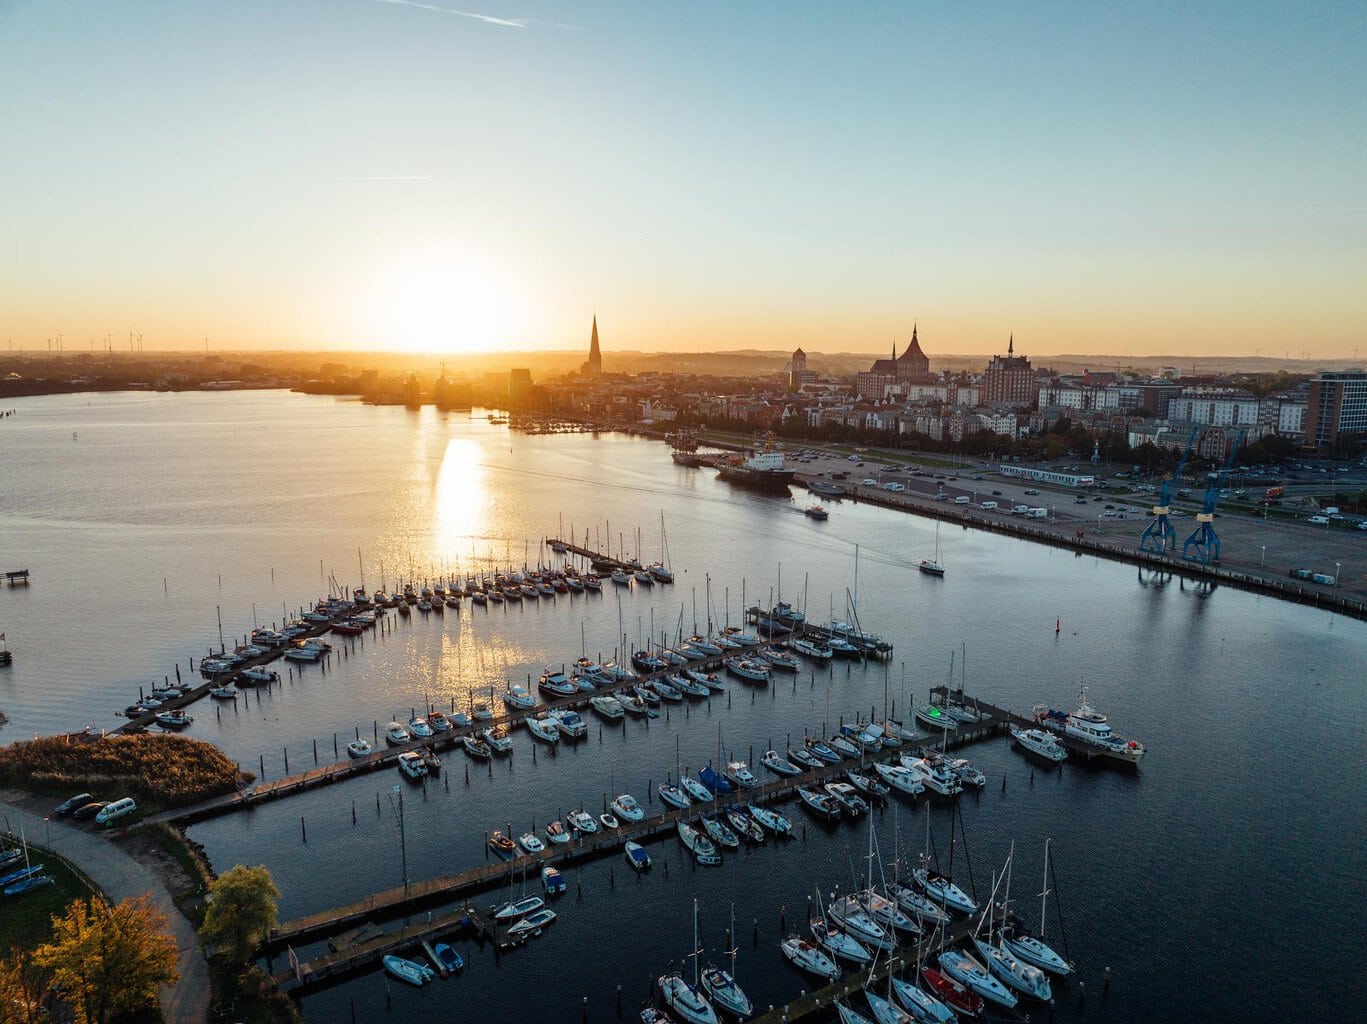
(260, 697, 1010, 989)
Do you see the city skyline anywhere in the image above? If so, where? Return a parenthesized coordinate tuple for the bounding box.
(2, 1, 1364, 357)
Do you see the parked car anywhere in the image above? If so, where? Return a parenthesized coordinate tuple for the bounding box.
(1307, 515, 1330, 525)
(72, 801, 107, 821)
(53, 793, 94, 817)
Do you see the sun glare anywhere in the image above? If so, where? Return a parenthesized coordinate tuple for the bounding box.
(368, 250, 518, 354)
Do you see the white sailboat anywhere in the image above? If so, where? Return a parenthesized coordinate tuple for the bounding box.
(659, 899, 720, 1024)
(701, 903, 754, 1018)
(1002, 838, 1073, 975)
(918, 521, 945, 576)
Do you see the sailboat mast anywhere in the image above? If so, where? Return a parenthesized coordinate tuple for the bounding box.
(1041, 839, 1051, 941)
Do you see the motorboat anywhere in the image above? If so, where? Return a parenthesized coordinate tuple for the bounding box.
(611, 794, 645, 822)
(797, 786, 842, 820)
(680, 776, 714, 804)
(790, 636, 834, 660)
(677, 821, 721, 865)
(828, 895, 892, 950)
(865, 990, 914, 1024)
(823, 783, 869, 816)
(396, 751, 428, 780)
(385, 721, 411, 746)
(503, 684, 537, 710)
(913, 704, 957, 733)
(845, 771, 889, 799)
(804, 504, 829, 520)
(920, 966, 985, 1018)
(544, 820, 570, 845)
(600, 811, 620, 830)
(1010, 726, 1068, 763)
(760, 750, 801, 776)
(701, 815, 740, 849)
(506, 908, 557, 939)
(943, 757, 987, 788)
(890, 978, 956, 1024)
(611, 569, 631, 586)
(154, 709, 192, 730)
(722, 760, 759, 789)
(974, 939, 1052, 1001)
(472, 703, 494, 721)
(493, 894, 545, 921)
(209, 685, 239, 700)
(408, 717, 434, 739)
(428, 711, 453, 733)
(452, 712, 473, 728)
(804, 737, 842, 764)
(658, 782, 691, 809)
(887, 883, 950, 926)
(698, 765, 733, 796)
(383, 955, 433, 986)
(746, 804, 792, 835)
(519, 832, 545, 854)
(826, 635, 863, 658)
(1034, 685, 1145, 765)
(724, 657, 770, 683)
(780, 936, 839, 980)
(634, 684, 662, 707)
(481, 725, 513, 753)
(913, 867, 978, 915)
(789, 747, 825, 770)
(526, 715, 560, 743)
(625, 841, 652, 872)
(701, 965, 752, 1019)
(240, 667, 279, 684)
(659, 974, 718, 1024)
(724, 808, 765, 843)
(568, 810, 598, 834)
(346, 738, 373, 758)
(619, 692, 649, 716)
(549, 708, 588, 738)
(487, 831, 518, 858)
(811, 918, 872, 964)
(901, 756, 961, 797)
(538, 670, 577, 697)
(542, 865, 567, 895)
(590, 695, 625, 720)
(462, 734, 492, 759)
(937, 949, 1017, 1009)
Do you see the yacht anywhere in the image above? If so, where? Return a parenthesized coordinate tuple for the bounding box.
(568, 809, 598, 834)
(427, 711, 453, 733)
(724, 657, 770, 683)
(797, 786, 842, 820)
(824, 783, 869, 816)
(1010, 725, 1068, 762)
(658, 782, 691, 809)
(493, 895, 545, 922)
(790, 636, 834, 660)
(677, 821, 721, 865)
(209, 685, 239, 700)
(685, 634, 723, 656)
(858, 888, 919, 935)
(541, 865, 567, 895)
(789, 747, 825, 770)
(758, 646, 799, 672)
(652, 678, 683, 701)
(937, 949, 1017, 1009)
(487, 831, 518, 858)
(384, 721, 411, 746)
(864, 990, 913, 1024)
(346, 738, 373, 758)
(462, 734, 492, 759)
(1033, 686, 1146, 765)
(722, 760, 759, 789)
(780, 936, 839, 980)
(811, 918, 872, 964)
(804, 738, 842, 764)
(539, 669, 577, 697)
(845, 771, 889, 799)
(544, 820, 570, 845)
(919, 967, 985, 1018)
(396, 751, 428, 780)
(1002, 921, 1072, 976)
(804, 504, 829, 520)
(902, 756, 962, 797)
(519, 832, 546, 855)
(481, 726, 513, 753)
(408, 717, 434, 739)
(973, 939, 1052, 1001)
(760, 750, 801, 776)
(701, 815, 740, 849)
(549, 708, 588, 738)
(887, 883, 950, 926)
(698, 765, 733, 796)
(659, 974, 718, 1024)
(526, 715, 560, 743)
(680, 776, 714, 805)
(611, 794, 645, 822)
(625, 841, 652, 872)
(701, 965, 752, 1019)
(240, 667, 279, 684)
(829, 735, 862, 759)
(502, 684, 537, 711)
(943, 757, 987, 788)
(827, 895, 892, 950)
(913, 867, 978, 915)
(913, 704, 957, 733)
(746, 804, 792, 835)
(590, 694, 625, 720)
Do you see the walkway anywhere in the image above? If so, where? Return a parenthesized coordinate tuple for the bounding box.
(0, 796, 211, 1023)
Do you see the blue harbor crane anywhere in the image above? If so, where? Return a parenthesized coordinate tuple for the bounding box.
(1182, 431, 1245, 565)
(1138, 427, 1199, 555)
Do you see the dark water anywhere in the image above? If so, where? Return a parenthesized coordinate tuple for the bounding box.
(2, 392, 1364, 1023)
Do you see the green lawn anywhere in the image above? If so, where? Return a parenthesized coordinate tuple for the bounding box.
(0, 845, 95, 952)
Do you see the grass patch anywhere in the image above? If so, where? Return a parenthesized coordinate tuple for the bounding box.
(0, 733, 252, 813)
(0, 843, 96, 952)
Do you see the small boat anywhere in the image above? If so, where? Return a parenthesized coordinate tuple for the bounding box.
(472, 704, 493, 721)
(873, 763, 924, 797)
(722, 760, 759, 789)
(789, 747, 825, 770)
(4, 875, 53, 898)
(549, 709, 589, 738)
(811, 917, 872, 964)
(154, 710, 192, 730)
(493, 894, 545, 921)
(760, 750, 801, 776)
(481, 725, 513, 753)
(0, 864, 44, 888)
(781, 936, 839, 980)
(1002, 925, 1071, 977)
(428, 711, 453, 733)
(865, 989, 914, 1024)
(677, 821, 720, 864)
(797, 787, 841, 820)
(1011, 726, 1068, 762)
(913, 867, 978, 915)
(828, 895, 892, 950)
(845, 771, 889, 799)
(383, 954, 433, 986)
(488, 831, 518, 859)
(724, 808, 765, 844)
(937, 949, 1017, 1009)
(507, 907, 557, 938)
(943, 757, 987, 788)
(724, 657, 770, 683)
(824, 782, 869, 816)
(974, 939, 1052, 1001)
(542, 865, 567, 895)
(680, 776, 713, 804)
(209, 685, 238, 700)
(829, 735, 862, 759)
(634, 684, 662, 706)
(685, 635, 723, 656)
(612, 794, 645, 822)
(746, 804, 792, 835)
(619, 692, 649, 716)
(346, 739, 373, 758)
(652, 678, 683, 702)
(590, 695, 625, 720)
(914, 704, 957, 732)
(408, 717, 434, 739)
(858, 888, 920, 935)
(600, 811, 621, 831)
(526, 715, 560, 743)
(920, 966, 985, 1018)
(568, 810, 598, 834)
(677, 676, 710, 698)
(611, 569, 631, 586)
(544, 821, 571, 845)
(462, 734, 492, 759)
(396, 751, 428, 780)
(658, 782, 691, 809)
(519, 832, 545, 855)
(837, 1005, 875, 1024)
(804, 505, 829, 519)
(625, 841, 652, 871)
(758, 646, 799, 672)
(888, 883, 950, 926)
(790, 636, 834, 660)
(804, 738, 841, 764)
(503, 684, 537, 710)
(698, 765, 733, 796)
(433, 943, 464, 973)
(240, 667, 279, 684)
(902, 756, 961, 797)
(659, 974, 718, 1024)
(385, 721, 411, 746)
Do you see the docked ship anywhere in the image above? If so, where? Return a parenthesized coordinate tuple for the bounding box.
(1034, 686, 1145, 765)
(716, 446, 795, 492)
(670, 429, 703, 467)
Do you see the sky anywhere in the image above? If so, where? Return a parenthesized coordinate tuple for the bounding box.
(1, 1, 1364, 359)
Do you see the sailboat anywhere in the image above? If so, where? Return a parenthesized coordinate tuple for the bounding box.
(918, 521, 945, 576)
(1001, 839, 1073, 975)
(701, 903, 754, 1018)
(659, 900, 720, 1024)
(972, 851, 1052, 1001)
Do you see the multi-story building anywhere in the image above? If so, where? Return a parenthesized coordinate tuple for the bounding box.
(1304, 371, 1367, 448)
(854, 325, 934, 400)
(983, 336, 1036, 407)
(1167, 388, 1259, 428)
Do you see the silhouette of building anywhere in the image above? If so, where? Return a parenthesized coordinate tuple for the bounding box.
(509, 368, 533, 404)
(788, 347, 808, 391)
(581, 316, 602, 376)
(983, 335, 1036, 407)
(855, 325, 934, 399)
(1304, 370, 1367, 449)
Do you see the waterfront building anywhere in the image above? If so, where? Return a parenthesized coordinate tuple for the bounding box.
(1304, 370, 1367, 449)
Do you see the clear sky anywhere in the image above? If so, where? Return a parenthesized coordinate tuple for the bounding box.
(2, 1, 1364, 358)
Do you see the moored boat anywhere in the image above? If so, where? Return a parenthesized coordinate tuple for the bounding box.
(1010, 725, 1068, 762)
(383, 954, 433, 986)
(780, 935, 839, 980)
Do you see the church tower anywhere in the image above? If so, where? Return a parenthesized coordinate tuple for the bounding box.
(583, 315, 602, 376)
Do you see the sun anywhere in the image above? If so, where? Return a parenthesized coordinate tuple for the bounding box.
(367, 249, 518, 354)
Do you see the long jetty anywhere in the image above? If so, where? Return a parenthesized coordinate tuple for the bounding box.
(263, 697, 1010, 991)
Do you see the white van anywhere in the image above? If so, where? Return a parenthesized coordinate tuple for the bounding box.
(954, 495, 971, 505)
(980, 501, 997, 510)
(882, 482, 905, 492)
(1012, 504, 1030, 515)
(1307, 515, 1329, 525)
(1026, 508, 1048, 519)
(95, 797, 137, 825)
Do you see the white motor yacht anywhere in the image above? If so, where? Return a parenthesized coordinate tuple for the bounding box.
(396, 751, 427, 779)
(1010, 726, 1068, 762)
(901, 755, 961, 797)
(408, 717, 434, 739)
(346, 738, 373, 759)
(611, 794, 645, 822)
(590, 695, 625, 720)
(723, 760, 759, 789)
(526, 715, 560, 743)
(519, 832, 545, 855)
(384, 721, 410, 746)
(502, 684, 537, 711)
(549, 708, 588, 738)
(567, 810, 598, 834)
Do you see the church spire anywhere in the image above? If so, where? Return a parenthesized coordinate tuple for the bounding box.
(1008, 333, 1014, 356)
(585, 314, 602, 375)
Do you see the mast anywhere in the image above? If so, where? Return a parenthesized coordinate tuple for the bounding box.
(1040, 839, 1052, 941)
(692, 898, 701, 987)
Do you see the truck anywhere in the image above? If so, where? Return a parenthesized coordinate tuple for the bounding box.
(1264, 485, 1284, 500)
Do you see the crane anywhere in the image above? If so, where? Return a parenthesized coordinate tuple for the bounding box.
(1182, 430, 1244, 565)
(1138, 427, 1198, 555)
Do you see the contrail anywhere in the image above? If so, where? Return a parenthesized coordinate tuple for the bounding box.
(377, 0, 527, 28)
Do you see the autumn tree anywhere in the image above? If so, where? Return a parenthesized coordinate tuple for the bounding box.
(0, 946, 49, 1024)
(32, 895, 178, 1024)
(199, 865, 280, 965)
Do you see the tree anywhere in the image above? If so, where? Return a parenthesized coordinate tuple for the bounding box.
(199, 865, 279, 966)
(0, 946, 49, 1023)
(33, 895, 178, 1024)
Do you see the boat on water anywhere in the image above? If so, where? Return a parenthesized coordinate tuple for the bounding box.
(974, 938, 1052, 1001)
(408, 717, 434, 739)
(652, 678, 683, 702)
(542, 865, 567, 895)
(804, 738, 842, 764)
(677, 821, 721, 865)
(658, 782, 691, 809)
(837, 1005, 875, 1024)
(507, 908, 557, 939)
(701, 815, 740, 849)
(433, 942, 464, 973)
(396, 751, 428, 780)
(845, 770, 889, 799)
(790, 636, 834, 660)
(428, 711, 453, 733)
(493, 894, 545, 921)
(829, 735, 862, 759)
(612, 794, 645, 822)
(873, 763, 925, 797)
(487, 831, 518, 858)
(625, 841, 652, 872)
(677, 675, 711, 697)
(865, 989, 913, 1024)
(383, 954, 434, 986)
(503, 684, 537, 710)
(549, 708, 588, 738)
(746, 803, 791, 835)
(590, 695, 625, 719)
(660, 902, 722, 1024)
(539, 669, 577, 697)
(698, 765, 733, 796)
(943, 756, 987, 788)
(902, 755, 962, 797)
(519, 832, 545, 855)
(1011, 726, 1068, 762)
(919, 522, 946, 576)
(154, 709, 192, 730)
(804, 504, 829, 520)
(760, 750, 801, 776)
(913, 867, 978, 915)
(724, 657, 770, 683)
(758, 646, 799, 672)
(887, 883, 950, 926)
(811, 918, 872, 964)
(208, 685, 238, 700)
(619, 692, 649, 716)
(789, 746, 825, 770)
(937, 949, 1016, 1009)
(824, 782, 869, 816)
(527, 715, 560, 743)
(568, 810, 598, 834)
(1033, 686, 1146, 765)
(723, 760, 759, 789)
(724, 808, 765, 844)
(857, 888, 919, 935)
(462, 734, 492, 759)
(781, 936, 839, 980)
(385, 721, 411, 746)
(240, 667, 279, 684)
(919, 966, 984, 1018)
(4, 874, 53, 897)
(913, 704, 957, 733)
(1002, 840, 1073, 976)
(828, 895, 892, 950)
(481, 725, 513, 753)
(716, 444, 795, 492)
(797, 786, 842, 820)
(680, 776, 714, 804)
(544, 820, 571, 845)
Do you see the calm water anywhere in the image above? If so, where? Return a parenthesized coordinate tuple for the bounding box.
(2, 392, 1364, 1023)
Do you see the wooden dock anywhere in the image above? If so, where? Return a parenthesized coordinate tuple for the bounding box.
(4, 569, 30, 586)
